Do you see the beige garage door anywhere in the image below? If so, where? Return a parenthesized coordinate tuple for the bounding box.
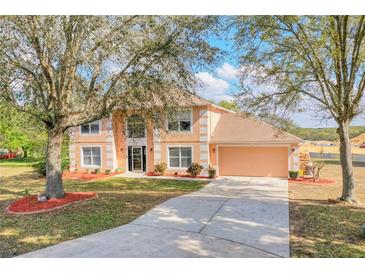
(218, 146, 288, 177)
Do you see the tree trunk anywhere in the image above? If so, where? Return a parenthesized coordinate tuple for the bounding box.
(337, 120, 357, 202)
(45, 128, 65, 199)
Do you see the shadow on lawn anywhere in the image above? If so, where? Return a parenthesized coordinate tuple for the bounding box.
(289, 199, 365, 257)
(0, 190, 198, 258)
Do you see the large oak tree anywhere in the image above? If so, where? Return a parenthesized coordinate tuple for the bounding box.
(234, 16, 365, 202)
(0, 16, 219, 198)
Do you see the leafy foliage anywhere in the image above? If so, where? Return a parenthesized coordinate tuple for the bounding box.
(0, 16, 220, 197)
(0, 100, 47, 158)
(154, 162, 167, 175)
(234, 16, 365, 123)
(233, 16, 365, 201)
(208, 166, 216, 178)
(32, 158, 70, 177)
(186, 163, 204, 177)
(289, 170, 299, 179)
(218, 100, 239, 112)
(0, 16, 220, 129)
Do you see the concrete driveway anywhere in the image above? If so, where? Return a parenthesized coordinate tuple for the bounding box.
(19, 177, 289, 258)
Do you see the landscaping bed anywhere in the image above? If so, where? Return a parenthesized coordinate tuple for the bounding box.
(146, 171, 210, 179)
(62, 171, 116, 181)
(289, 177, 335, 185)
(6, 192, 97, 215)
(0, 166, 208, 257)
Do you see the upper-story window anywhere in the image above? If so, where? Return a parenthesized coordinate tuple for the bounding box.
(168, 109, 192, 132)
(127, 115, 145, 138)
(80, 121, 100, 134)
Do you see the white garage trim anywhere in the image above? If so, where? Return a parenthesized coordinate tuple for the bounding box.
(216, 144, 291, 177)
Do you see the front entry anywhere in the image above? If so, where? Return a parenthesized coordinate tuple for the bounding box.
(128, 146, 146, 172)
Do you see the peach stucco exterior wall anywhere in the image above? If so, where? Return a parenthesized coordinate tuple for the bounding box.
(69, 105, 299, 177)
(209, 144, 217, 167)
(153, 105, 210, 175)
(110, 110, 155, 173)
(112, 111, 126, 172)
(157, 142, 202, 175)
(159, 106, 207, 143)
(208, 106, 226, 141)
(69, 118, 113, 172)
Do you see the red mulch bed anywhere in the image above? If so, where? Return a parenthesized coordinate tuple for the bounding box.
(62, 171, 116, 181)
(146, 172, 210, 179)
(6, 192, 97, 215)
(288, 177, 335, 185)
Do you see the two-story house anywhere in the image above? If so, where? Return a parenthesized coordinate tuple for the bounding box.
(68, 94, 301, 178)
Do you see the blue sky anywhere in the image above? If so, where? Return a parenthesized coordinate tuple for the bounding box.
(194, 34, 364, 128)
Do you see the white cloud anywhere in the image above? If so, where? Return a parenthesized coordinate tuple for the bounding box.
(195, 71, 232, 102)
(216, 63, 239, 81)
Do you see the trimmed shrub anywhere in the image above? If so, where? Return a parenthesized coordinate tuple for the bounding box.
(154, 162, 167, 175)
(208, 167, 216, 178)
(289, 170, 299, 179)
(94, 168, 100, 174)
(32, 159, 69, 176)
(104, 169, 111, 174)
(115, 168, 123, 173)
(32, 161, 47, 176)
(186, 163, 204, 177)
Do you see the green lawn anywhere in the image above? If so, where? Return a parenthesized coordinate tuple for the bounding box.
(0, 166, 208, 257)
(0, 158, 39, 167)
(289, 163, 365, 257)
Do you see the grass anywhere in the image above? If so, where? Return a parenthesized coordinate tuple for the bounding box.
(0, 166, 208, 258)
(0, 158, 39, 167)
(311, 158, 365, 167)
(289, 163, 365, 257)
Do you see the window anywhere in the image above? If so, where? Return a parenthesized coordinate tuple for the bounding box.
(127, 115, 145, 138)
(82, 147, 101, 167)
(168, 147, 192, 168)
(168, 110, 192, 132)
(80, 121, 100, 134)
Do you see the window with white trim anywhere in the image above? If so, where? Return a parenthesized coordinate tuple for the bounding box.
(82, 147, 101, 167)
(80, 121, 100, 134)
(168, 110, 192, 132)
(168, 147, 192, 168)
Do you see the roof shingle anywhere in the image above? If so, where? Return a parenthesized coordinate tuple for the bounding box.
(210, 112, 302, 144)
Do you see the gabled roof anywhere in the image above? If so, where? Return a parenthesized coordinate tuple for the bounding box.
(172, 91, 234, 113)
(210, 112, 303, 144)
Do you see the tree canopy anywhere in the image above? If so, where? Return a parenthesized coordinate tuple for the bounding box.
(218, 100, 239, 111)
(0, 16, 221, 198)
(234, 16, 365, 202)
(0, 16, 220, 129)
(0, 100, 47, 157)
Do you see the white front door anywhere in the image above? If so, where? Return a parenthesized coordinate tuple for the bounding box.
(132, 147, 143, 172)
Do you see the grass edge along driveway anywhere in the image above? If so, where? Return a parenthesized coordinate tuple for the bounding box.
(0, 166, 208, 257)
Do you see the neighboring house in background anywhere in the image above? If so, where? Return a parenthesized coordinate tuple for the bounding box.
(69, 94, 302, 178)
